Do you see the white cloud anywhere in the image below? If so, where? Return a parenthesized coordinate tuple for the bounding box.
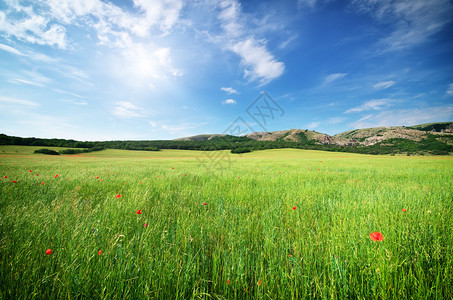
(0, 9, 67, 49)
(345, 99, 393, 113)
(217, 0, 285, 85)
(446, 83, 453, 96)
(373, 80, 396, 89)
(230, 38, 284, 85)
(113, 101, 143, 118)
(323, 73, 348, 85)
(349, 105, 453, 128)
(351, 0, 453, 51)
(307, 121, 320, 129)
(0, 96, 39, 107)
(9, 78, 46, 87)
(0, 0, 183, 50)
(0, 43, 25, 55)
(133, 0, 183, 33)
(222, 99, 236, 105)
(221, 87, 239, 94)
(61, 99, 87, 105)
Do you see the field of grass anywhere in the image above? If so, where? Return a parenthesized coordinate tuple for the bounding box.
(1, 146, 452, 299)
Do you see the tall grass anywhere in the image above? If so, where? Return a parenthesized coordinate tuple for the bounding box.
(1, 147, 452, 299)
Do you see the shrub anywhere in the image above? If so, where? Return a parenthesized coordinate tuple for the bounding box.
(34, 148, 60, 155)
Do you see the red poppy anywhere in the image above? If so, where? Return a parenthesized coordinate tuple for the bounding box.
(258, 280, 261, 286)
(115, 194, 121, 198)
(98, 250, 103, 255)
(292, 206, 297, 210)
(172, 167, 174, 169)
(29, 170, 32, 172)
(369, 232, 384, 241)
(139, 181, 142, 184)
(3, 176, 7, 178)
(13, 180, 17, 183)
(202, 202, 207, 205)
(36, 174, 39, 176)
(136, 209, 142, 214)
(402, 208, 407, 212)
(144, 223, 148, 228)
(96, 176, 99, 179)
(318, 169, 320, 171)
(227, 279, 230, 285)
(41, 182, 44, 185)
(45, 249, 52, 255)
(54, 175, 58, 178)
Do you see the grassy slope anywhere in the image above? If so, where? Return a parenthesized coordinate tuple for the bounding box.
(1, 146, 452, 299)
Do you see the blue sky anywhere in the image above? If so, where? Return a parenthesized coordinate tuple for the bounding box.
(0, 0, 452, 141)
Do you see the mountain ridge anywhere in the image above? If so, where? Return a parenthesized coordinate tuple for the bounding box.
(176, 122, 453, 147)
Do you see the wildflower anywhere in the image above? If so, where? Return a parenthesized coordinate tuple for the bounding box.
(45, 249, 52, 255)
(13, 180, 17, 183)
(172, 167, 174, 169)
(202, 202, 207, 205)
(227, 279, 230, 285)
(258, 280, 261, 286)
(98, 250, 103, 255)
(144, 223, 148, 228)
(41, 182, 44, 185)
(29, 170, 32, 172)
(115, 194, 121, 198)
(136, 209, 142, 214)
(292, 206, 297, 210)
(402, 208, 407, 212)
(54, 175, 58, 178)
(369, 232, 384, 241)
(96, 176, 99, 179)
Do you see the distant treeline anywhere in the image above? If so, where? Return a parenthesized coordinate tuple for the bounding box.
(1, 133, 452, 155)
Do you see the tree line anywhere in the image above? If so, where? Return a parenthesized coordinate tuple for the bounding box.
(1, 133, 451, 155)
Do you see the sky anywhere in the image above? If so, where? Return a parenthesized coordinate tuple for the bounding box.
(0, 0, 452, 141)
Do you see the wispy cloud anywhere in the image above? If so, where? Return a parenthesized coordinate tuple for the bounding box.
(217, 0, 285, 85)
(221, 87, 239, 94)
(351, 0, 453, 52)
(446, 83, 453, 96)
(222, 99, 236, 105)
(9, 78, 46, 87)
(323, 73, 348, 85)
(61, 99, 88, 106)
(230, 38, 284, 85)
(345, 99, 393, 113)
(0, 96, 39, 107)
(373, 80, 396, 89)
(349, 105, 453, 128)
(113, 101, 144, 118)
(307, 121, 320, 129)
(0, 43, 25, 56)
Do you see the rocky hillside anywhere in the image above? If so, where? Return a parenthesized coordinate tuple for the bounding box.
(175, 134, 223, 141)
(245, 129, 355, 146)
(176, 122, 453, 149)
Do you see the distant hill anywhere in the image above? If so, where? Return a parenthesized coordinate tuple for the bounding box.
(1, 122, 452, 155)
(174, 134, 224, 141)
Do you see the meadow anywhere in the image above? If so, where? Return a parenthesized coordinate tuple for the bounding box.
(0, 146, 452, 299)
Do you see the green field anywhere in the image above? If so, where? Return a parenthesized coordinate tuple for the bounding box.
(1, 146, 452, 299)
